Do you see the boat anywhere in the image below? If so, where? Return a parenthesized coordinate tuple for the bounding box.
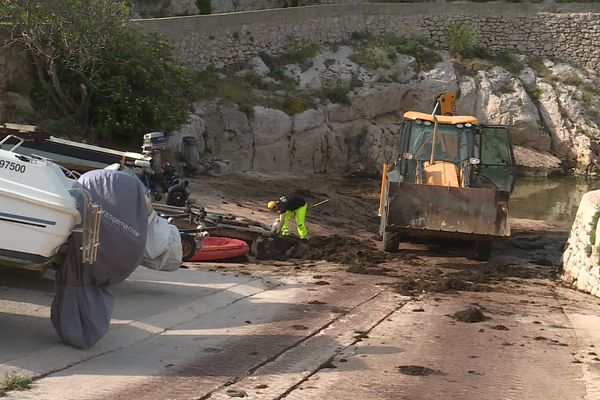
(0, 134, 101, 270)
(189, 237, 250, 262)
(0, 123, 152, 172)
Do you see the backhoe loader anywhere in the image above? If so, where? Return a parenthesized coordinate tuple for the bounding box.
(378, 93, 516, 260)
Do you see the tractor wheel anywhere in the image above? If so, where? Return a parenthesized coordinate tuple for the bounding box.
(471, 239, 492, 261)
(167, 185, 188, 207)
(383, 231, 401, 253)
(181, 233, 197, 262)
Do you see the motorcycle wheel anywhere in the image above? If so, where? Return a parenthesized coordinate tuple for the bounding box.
(167, 185, 188, 207)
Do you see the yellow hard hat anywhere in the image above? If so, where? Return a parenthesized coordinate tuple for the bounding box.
(267, 200, 277, 210)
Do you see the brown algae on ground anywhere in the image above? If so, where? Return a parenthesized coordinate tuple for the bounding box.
(453, 307, 489, 323)
(397, 365, 445, 376)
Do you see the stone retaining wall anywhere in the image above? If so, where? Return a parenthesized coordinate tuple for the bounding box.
(136, 3, 600, 71)
(212, 0, 358, 13)
(563, 190, 600, 297)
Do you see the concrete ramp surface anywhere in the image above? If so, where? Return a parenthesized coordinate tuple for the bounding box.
(2, 254, 600, 400)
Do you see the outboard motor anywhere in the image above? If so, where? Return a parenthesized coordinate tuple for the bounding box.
(51, 170, 149, 348)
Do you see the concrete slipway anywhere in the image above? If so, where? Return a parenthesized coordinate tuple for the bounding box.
(4, 257, 600, 400)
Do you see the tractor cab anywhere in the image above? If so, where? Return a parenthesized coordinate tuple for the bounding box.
(378, 93, 516, 260)
(397, 112, 516, 193)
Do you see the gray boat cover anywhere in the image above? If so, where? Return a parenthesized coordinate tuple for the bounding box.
(142, 211, 182, 272)
(51, 170, 149, 348)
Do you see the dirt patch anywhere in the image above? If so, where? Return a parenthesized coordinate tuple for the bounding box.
(491, 324, 510, 331)
(397, 365, 445, 376)
(452, 307, 489, 323)
(291, 325, 309, 330)
(226, 389, 248, 398)
(255, 236, 299, 261)
(290, 235, 389, 266)
(256, 234, 393, 269)
(393, 275, 492, 296)
(345, 264, 395, 275)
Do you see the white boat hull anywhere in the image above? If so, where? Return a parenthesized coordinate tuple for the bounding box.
(0, 194, 78, 266)
(0, 146, 80, 269)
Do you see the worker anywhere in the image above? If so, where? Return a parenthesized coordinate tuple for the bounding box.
(267, 195, 308, 239)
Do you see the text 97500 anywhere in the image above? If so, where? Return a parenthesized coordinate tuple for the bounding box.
(0, 160, 26, 173)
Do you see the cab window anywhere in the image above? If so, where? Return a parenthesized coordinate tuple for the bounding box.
(479, 126, 515, 193)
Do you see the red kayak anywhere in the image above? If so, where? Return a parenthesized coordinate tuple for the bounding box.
(189, 237, 250, 262)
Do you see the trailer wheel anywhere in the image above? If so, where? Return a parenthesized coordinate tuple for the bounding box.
(383, 231, 401, 252)
(471, 240, 492, 261)
(167, 185, 188, 207)
(181, 233, 197, 262)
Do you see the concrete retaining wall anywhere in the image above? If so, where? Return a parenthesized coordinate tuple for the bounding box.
(136, 3, 600, 71)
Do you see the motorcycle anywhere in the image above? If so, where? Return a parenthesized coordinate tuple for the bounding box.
(141, 162, 190, 207)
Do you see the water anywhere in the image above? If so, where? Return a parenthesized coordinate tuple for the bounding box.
(510, 176, 600, 226)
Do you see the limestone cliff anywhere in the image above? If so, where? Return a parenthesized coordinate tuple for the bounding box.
(167, 47, 600, 176)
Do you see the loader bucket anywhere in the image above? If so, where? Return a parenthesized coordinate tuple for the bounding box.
(385, 182, 509, 238)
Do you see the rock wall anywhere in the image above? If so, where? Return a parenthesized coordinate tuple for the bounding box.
(563, 190, 600, 297)
(166, 45, 600, 175)
(136, 3, 600, 72)
(166, 98, 400, 175)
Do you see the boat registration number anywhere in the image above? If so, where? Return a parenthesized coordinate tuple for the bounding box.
(0, 160, 26, 173)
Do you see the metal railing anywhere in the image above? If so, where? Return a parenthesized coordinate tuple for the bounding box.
(69, 188, 102, 264)
(0, 134, 25, 152)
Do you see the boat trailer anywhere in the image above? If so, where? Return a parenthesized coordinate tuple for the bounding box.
(153, 203, 276, 260)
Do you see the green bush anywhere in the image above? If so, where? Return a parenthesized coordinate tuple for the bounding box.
(453, 59, 491, 77)
(528, 56, 551, 78)
(351, 31, 372, 41)
(497, 82, 515, 94)
(350, 42, 397, 69)
(196, 0, 211, 14)
(471, 45, 490, 59)
(0, 374, 32, 396)
(394, 36, 442, 70)
(1, 0, 194, 144)
(589, 209, 600, 249)
(560, 72, 584, 87)
(280, 0, 319, 6)
(446, 23, 480, 58)
(281, 96, 308, 115)
(350, 74, 364, 89)
(324, 85, 351, 105)
(524, 84, 542, 102)
(397, 39, 424, 58)
(259, 40, 319, 78)
(350, 34, 441, 71)
(349, 36, 399, 69)
(494, 52, 524, 74)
